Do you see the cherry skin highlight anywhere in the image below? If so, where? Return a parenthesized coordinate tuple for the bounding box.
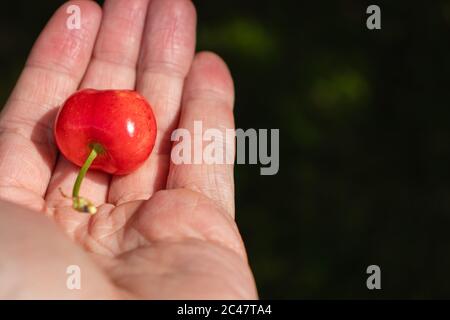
(54, 89, 157, 213)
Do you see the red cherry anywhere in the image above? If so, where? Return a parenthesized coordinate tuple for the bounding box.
(54, 89, 157, 213)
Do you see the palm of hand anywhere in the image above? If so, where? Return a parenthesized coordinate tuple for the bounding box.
(0, 0, 256, 299)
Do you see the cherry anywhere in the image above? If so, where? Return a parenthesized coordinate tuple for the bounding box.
(54, 89, 157, 214)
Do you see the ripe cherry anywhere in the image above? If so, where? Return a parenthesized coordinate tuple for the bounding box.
(54, 89, 157, 214)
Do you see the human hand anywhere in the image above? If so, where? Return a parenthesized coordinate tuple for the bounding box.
(0, 0, 257, 299)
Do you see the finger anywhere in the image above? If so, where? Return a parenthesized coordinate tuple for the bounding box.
(108, 0, 197, 205)
(46, 0, 150, 211)
(166, 52, 236, 217)
(81, 0, 150, 90)
(0, 1, 101, 211)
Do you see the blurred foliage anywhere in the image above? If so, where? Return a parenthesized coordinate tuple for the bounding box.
(2, 0, 450, 298)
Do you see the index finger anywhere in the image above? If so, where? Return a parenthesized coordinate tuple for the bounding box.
(0, 1, 101, 210)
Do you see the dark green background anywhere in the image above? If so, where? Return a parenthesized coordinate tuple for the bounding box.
(2, 0, 450, 298)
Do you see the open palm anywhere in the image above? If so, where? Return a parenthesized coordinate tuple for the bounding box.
(0, 0, 256, 299)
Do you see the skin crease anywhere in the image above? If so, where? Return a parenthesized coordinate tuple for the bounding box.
(0, 0, 257, 299)
(54, 89, 157, 175)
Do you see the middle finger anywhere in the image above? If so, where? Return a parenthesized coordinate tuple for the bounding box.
(108, 0, 197, 205)
(46, 0, 150, 220)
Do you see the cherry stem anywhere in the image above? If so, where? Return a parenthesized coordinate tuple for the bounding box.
(71, 145, 100, 214)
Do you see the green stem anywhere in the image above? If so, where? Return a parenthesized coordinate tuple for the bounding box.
(70, 145, 102, 214)
(72, 147, 98, 198)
